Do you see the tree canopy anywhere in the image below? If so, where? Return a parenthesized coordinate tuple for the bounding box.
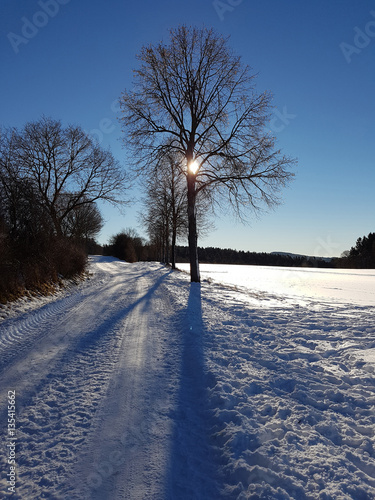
(120, 25, 296, 281)
(1, 117, 127, 238)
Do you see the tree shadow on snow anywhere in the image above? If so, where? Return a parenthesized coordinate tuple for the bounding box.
(166, 283, 221, 499)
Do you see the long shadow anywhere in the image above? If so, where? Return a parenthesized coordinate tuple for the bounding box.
(0, 265, 175, 499)
(0, 266, 158, 373)
(166, 283, 221, 499)
(0, 268, 173, 427)
(58, 267, 174, 364)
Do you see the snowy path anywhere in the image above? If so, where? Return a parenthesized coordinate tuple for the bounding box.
(0, 258, 190, 499)
(0, 257, 375, 499)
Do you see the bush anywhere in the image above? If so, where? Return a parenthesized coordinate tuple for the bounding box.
(0, 235, 87, 304)
(104, 230, 145, 263)
(0, 236, 21, 303)
(52, 238, 87, 278)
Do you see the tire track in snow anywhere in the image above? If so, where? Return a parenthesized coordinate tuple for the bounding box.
(67, 269, 179, 500)
(0, 263, 142, 404)
(0, 260, 163, 498)
(3, 313, 125, 499)
(0, 259, 179, 499)
(0, 257, 132, 367)
(0, 290, 83, 369)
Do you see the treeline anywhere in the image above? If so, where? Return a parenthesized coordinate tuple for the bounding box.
(175, 246, 333, 267)
(103, 231, 375, 270)
(174, 233, 375, 269)
(102, 229, 174, 263)
(102, 233, 333, 268)
(175, 235, 375, 269)
(0, 117, 125, 303)
(333, 232, 375, 269)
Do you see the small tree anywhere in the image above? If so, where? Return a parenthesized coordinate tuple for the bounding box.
(120, 25, 296, 282)
(61, 198, 104, 241)
(141, 152, 188, 268)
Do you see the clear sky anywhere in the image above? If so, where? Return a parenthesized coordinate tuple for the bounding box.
(1, 0, 374, 257)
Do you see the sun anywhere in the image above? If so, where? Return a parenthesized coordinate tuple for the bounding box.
(188, 160, 199, 174)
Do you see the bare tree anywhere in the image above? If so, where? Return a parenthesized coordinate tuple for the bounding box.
(120, 25, 296, 282)
(0, 128, 51, 241)
(4, 117, 127, 238)
(0, 122, 119, 300)
(141, 150, 212, 268)
(141, 152, 188, 268)
(142, 185, 174, 265)
(61, 198, 104, 240)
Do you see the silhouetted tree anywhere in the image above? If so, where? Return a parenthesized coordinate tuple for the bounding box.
(61, 198, 104, 240)
(348, 232, 375, 268)
(4, 117, 127, 238)
(0, 119, 126, 301)
(141, 152, 188, 267)
(120, 25, 295, 281)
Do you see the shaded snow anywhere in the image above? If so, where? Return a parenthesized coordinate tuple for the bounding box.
(0, 258, 374, 499)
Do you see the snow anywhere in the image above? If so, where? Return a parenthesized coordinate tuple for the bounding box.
(177, 263, 375, 307)
(0, 257, 374, 499)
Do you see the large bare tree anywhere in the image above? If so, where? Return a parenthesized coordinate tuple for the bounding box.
(120, 25, 295, 282)
(1, 117, 127, 238)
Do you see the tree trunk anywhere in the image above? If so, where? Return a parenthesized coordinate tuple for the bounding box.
(171, 225, 176, 270)
(187, 171, 200, 282)
(165, 229, 170, 265)
(171, 169, 176, 270)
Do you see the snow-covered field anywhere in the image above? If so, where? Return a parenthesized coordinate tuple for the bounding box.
(177, 263, 375, 307)
(0, 257, 374, 499)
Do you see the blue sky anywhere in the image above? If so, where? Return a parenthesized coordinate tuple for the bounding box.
(1, 0, 374, 257)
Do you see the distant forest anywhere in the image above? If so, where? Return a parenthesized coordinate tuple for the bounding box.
(176, 246, 333, 268)
(176, 234, 375, 269)
(103, 231, 375, 270)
